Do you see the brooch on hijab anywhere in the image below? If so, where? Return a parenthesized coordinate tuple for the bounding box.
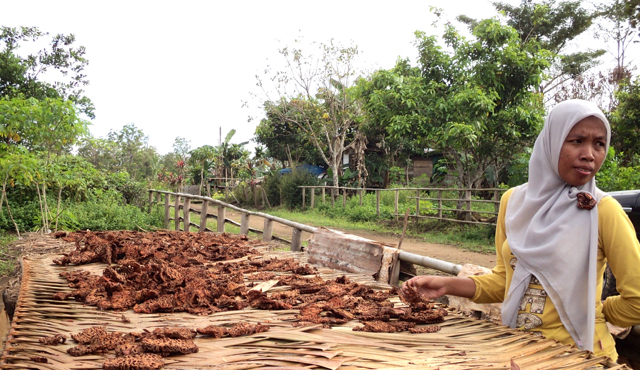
(577, 192, 597, 210)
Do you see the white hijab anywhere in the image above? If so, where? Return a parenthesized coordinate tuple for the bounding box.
(502, 99, 610, 351)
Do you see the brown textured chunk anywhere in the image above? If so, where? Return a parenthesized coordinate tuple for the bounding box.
(39, 334, 67, 345)
(141, 337, 198, 355)
(196, 325, 227, 338)
(103, 353, 165, 370)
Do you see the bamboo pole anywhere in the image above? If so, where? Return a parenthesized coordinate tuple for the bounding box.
(438, 190, 443, 219)
(376, 190, 380, 216)
(301, 188, 306, 210)
(322, 187, 325, 204)
(359, 189, 363, 206)
(416, 189, 420, 217)
(494, 189, 500, 214)
(148, 191, 153, 213)
(199, 200, 209, 232)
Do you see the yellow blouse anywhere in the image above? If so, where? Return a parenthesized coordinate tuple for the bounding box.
(469, 188, 640, 361)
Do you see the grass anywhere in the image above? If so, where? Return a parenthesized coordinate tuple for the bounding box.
(0, 232, 19, 277)
(167, 200, 496, 254)
(265, 207, 496, 254)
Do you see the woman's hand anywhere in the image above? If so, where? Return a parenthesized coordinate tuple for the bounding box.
(400, 276, 477, 303)
(401, 276, 448, 303)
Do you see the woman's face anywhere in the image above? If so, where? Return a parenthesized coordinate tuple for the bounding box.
(558, 116, 607, 187)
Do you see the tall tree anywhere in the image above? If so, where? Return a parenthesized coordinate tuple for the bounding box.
(361, 20, 551, 189)
(459, 0, 603, 103)
(0, 26, 94, 118)
(257, 40, 362, 187)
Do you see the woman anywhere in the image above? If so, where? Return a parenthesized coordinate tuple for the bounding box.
(401, 99, 640, 361)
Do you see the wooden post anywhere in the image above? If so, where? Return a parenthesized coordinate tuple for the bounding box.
(254, 186, 258, 208)
(164, 193, 171, 229)
(156, 192, 162, 205)
(395, 190, 399, 221)
(174, 195, 181, 231)
(301, 188, 306, 210)
(376, 190, 380, 216)
(322, 187, 326, 204)
(416, 189, 420, 217)
(466, 189, 472, 222)
(438, 190, 443, 219)
(183, 197, 191, 231)
(148, 191, 153, 213)
(263, 218, 273, 242)
(240, 213, 250, 236)
(310, 187, 315, 208)
(199, 200, 209, 232)
(331, 188, 335, 207)
(342, 188, 347, 207)
(291, 228, 302, 252)
(494, 189, 500, 214)
(217, 206, 226, 233)
(359, 188, 363, 206)
(206, 183, 211, 197)
(224, 186, 228, 201)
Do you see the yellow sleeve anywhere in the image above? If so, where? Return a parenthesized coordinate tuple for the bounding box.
(469, 188, 512, 303)
(599, 196, 640, 327)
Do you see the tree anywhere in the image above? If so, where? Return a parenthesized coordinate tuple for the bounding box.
(609, 78, 640, 166)
(459, 0, 603, 103)
(257, 40, 362, 188)
(0, 26, 94, 118)
(361, 20, 551, 190)
(188, 145, 215, 194)
(624, 0, 640, 36)
(254, 108, 322, 168)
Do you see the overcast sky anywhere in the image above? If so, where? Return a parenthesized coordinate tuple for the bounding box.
(1, 0, 631, 155)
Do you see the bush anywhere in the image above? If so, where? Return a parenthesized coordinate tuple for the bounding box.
(57, 191, 164, 231)
(280, 170, 320, 209)
(105, 171, 147, 207)
(263, 173, 283, 207)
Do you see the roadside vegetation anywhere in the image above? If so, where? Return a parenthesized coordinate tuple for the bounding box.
(2, 2, 640, 276)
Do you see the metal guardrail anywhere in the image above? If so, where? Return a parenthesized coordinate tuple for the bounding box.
(148, 189, 463, 276)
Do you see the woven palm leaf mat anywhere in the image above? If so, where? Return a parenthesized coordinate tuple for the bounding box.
(0, 238, 627, 370)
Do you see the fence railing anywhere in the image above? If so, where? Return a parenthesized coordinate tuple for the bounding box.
(147, 189, 464, 277)
(299, 186, 507, 226)
(148, 189, 313, 251)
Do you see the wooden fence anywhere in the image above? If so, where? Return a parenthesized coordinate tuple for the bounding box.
(147, 189, 464, 277)
(299, 186, 507, 226)
(148, 189, 314, 252)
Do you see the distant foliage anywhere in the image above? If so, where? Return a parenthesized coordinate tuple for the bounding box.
(596, 148, 640, 191)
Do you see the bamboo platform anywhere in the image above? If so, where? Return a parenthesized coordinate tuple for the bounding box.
(0, 240, 627, 370)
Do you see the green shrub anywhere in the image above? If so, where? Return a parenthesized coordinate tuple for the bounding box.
(280, 170, 319, 209)
(105, 171, 147, 207)
(0, 200, 41, 232)
(57, 194, 164, 231)
(263, 174, 283, 207)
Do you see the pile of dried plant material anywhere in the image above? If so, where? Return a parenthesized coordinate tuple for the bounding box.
(51, 230, 447, 335)
(38, 323, 270, 369)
